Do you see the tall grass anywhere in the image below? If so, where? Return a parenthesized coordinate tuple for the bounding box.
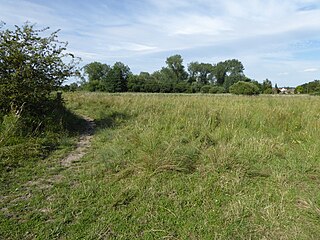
(1, 93, 320, 239)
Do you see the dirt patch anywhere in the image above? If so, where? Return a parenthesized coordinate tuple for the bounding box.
(2, 115, 96, 214)
(61, 115, 96, 167)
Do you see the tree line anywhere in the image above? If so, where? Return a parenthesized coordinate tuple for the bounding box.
(74, 55, 274, 94)
(295, 80, 320, 95)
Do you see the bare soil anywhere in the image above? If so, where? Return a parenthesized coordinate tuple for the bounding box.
(61, 116, 96, 167)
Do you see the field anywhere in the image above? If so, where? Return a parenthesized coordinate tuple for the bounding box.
(1, 92, 320, 239)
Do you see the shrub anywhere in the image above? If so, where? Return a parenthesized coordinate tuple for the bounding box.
(209, 86, 225, 94)
(200, 85, 211, 93)
(229, 81, 259, 95)
(0, 22, 79, 116)
(263, 88, 273, 94)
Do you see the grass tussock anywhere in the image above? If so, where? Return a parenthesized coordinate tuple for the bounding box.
(1, 93, 320, 239)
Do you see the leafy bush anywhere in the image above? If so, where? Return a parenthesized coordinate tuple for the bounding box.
(263, 88, 273, 94)
(200, 85, 211, 93)
(209, 86, 225, 94)
(229, 81, 259, 95)
(0, 22, 79, 116)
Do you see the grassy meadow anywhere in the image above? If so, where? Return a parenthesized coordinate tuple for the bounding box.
(1, 92, 320, 239)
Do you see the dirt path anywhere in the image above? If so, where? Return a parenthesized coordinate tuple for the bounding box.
(60, 115, 96, 167)
(13, 115, 97, 210)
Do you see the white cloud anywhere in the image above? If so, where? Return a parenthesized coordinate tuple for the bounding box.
(303, 68, 318, 72)
(107, 43, 157, 52)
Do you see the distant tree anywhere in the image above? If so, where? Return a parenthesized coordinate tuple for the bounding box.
(214, 62, 227, 85)
(251, 80, 263, 93)
(262, 79, 273, 94)
(214, 59, 244, 87)
(274, 83, 280, 94)
(294, 85, 304, 94)
(224, 59, 244, 76)
(188, 62, 215, 84)
(0, 22, 79, 115)
(104, 62, 131, 92)
(165, 54, 188, 81)
(82, 61, 131, 92)
(152, 67, 176, 82)
(229, 81, 259, 95)
(295, 80, 320, 94)
(174, 81, 190, 93)
(83, 62, 110, 91)
(187, 61, 199, 83)
(83, 62, 110, 83)
(127, 74, 145, 92)
(61, 83, 79, 92)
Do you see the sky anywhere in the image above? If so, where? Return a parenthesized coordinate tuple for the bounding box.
(1, 0, 320, 86)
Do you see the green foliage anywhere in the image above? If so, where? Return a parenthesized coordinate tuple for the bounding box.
(0, 22, 79, 115)
(294, 85, 304, 94)
(165, 54, 188, 81)
(263, 88, 273, 94)
(214, 59, 245, 86)
(262, 79, 273, 94)
(80, 57, 269, 94)
(60, 83, 79, 92)
(200, 85, 211, 93)
(83, 62, 110, 83)
(229, 81, 260, 95)
(223, 74, 249, 91)
(251, 80, 263, 93)
(82, 61, 131, 92)
(0, 112, 21, 146)
(214, 62, 227, 85)
(209, 85, 225, 94)
(295, 80, 320, 94)
(188, 62, 215, 84)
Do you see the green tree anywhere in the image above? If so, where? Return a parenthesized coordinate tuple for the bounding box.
(165, 54, 188, 81)
(83, 62, 110, 91)
(0, 22, 79, 114)
(295, 80, 320, 94)
(294, 85, 304, 94)
(104, 62, 131, 92)
(152, 67, 176, 82)
(127, 73, 146, 92)
(214, 62, 227, 85)
(83, 62, 110, 82)
(214, 59, 244, 86)
(262, 79, 273, 94)
(224, 59, 244, 76)
(188, 62, 215, 84)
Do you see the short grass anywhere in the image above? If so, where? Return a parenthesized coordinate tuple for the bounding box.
(1, 92, 320, 239)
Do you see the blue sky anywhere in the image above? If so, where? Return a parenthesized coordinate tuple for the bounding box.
(1, 0, 320, 86)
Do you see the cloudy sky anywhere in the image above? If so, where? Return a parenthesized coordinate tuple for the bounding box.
(1, 0, 320, 86)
